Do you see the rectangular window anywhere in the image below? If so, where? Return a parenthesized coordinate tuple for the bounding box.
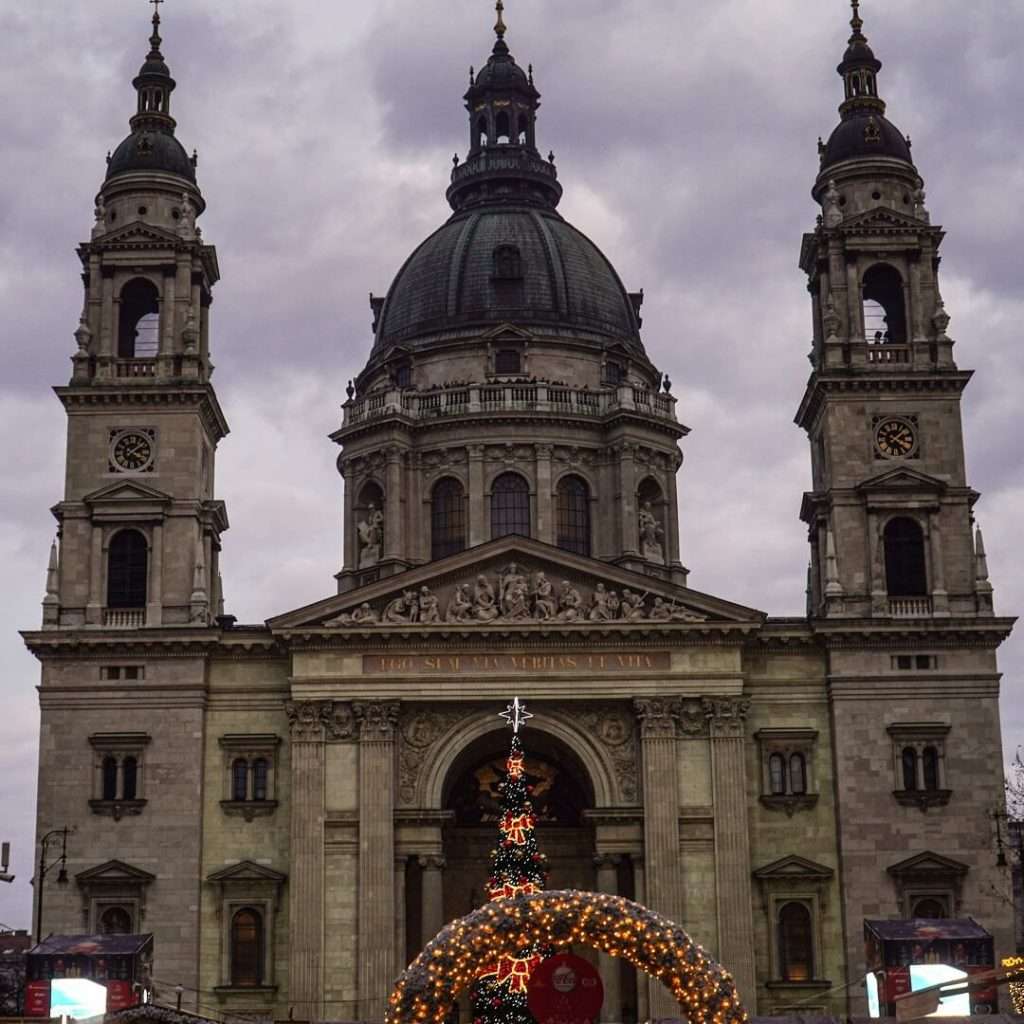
(100, 666, 145, 680)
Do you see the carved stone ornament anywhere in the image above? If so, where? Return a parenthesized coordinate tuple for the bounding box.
(398, 707, 474, 806)
(577, 706, 639, 802)
(357, 503, 384, 568)
(326, 702, 357, 740)
(638, 501, 666, 563)
(633, 697, 680, 739)
(702, 697, 751, 739)
(322, 560, 707, 628)
(285, 700, 332, 741)
(822, 179, 843, 229)
(677, 698, 709, 737)
(821, 297, 842, 340)
(932, 300, 951, 339)
(354, 700, 401, 740)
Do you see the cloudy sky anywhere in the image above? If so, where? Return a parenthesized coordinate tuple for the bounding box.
(0, 0, 1021, 928)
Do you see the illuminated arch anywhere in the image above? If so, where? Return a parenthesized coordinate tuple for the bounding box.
(386, 890, 748, 1024)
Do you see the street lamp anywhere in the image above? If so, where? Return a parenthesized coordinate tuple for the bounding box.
(35, 827, 72, 944)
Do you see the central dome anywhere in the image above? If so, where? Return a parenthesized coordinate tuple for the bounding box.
(371, 204, 644, 359)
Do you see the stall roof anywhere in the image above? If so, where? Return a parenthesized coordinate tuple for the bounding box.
(864, 918, 992, 941)
(28, 934, 153, 957)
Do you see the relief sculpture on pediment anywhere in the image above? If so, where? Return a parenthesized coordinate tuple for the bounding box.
(321, 560, 708, 628)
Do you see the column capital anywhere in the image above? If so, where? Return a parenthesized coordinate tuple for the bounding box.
(592, 853, 622, 869)
(417, 854, 447, 871)
(633, 697, 680, 738)
(702, 696, 751, 739)
(285, 699, 332, 742)
(535, 444, 554, 459)
(354, 700, 401, 740)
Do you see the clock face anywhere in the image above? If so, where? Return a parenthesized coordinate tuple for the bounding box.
(875, 418, 917, 458)
(112, 431, 154, 472)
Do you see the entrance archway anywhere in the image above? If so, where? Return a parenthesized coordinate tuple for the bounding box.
(386, 890, 747, 1024)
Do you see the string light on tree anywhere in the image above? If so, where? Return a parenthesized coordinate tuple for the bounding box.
(470, 698, 549, 1024)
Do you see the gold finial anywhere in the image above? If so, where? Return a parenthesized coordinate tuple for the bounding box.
(495, 0, 507, 40)
(850, 0, 864, 34)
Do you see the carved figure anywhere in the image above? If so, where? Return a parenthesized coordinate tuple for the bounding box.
(913, 187, 930, 224)
(533, 572, 556, 620)
(446, 583, 474, 623)
(621, 588, 648, 621)
(500, 563, 530, 619)
(418, 586, 440, 624)
(607, 590, 621, 619)
(822, 179, 843, 228)
(383, 589, 418, 624)
(649, 597, 672, 621)
(638, 501, 665, 562)
(325, 601, 380, 627)
(357, 502, 384, 567)
(473, 575, 500, 621)
(556, 580, 583, 621)
(589, 583, 612, 621)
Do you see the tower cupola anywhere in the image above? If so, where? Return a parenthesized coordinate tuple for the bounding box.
(447, 1, 561, 212)
(105, 5, 198, 188)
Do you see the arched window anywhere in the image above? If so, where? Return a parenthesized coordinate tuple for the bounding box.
(232, 758, 249, 802)
(490, 473, 530, 539)
(107, 530, 148, 609)
(902, 747, 918, 791)
(356, 482, 385, 569)
(118, 278, 160, 358)
(122, 756, 138, 800)
(605, 361, 624, 384)
(431, 478, 466, 560)
(862, 264, 907, 344)
(495, 110, 511, 144)
(99, 906, 132, 935)
(778, 902, 814, 982)
(517, 113, 529, 144)
(252, 759, 269, 802)
(912, 897, 947, 919)
(768, 753, 786, 796)
(789, 753, 807, 795)
(922, 747, 940, 791)
(230, 908, 264, 987)
(102, 756, 118, 801)
(477, 116, 488, 148)
(556, 476, 591, 557)
(884, 517, 927, 597)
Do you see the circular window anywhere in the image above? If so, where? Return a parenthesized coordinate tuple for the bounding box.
(872, 190, 882, 200)
(171, 209, 181, 220)
(137, 205, 148, 216)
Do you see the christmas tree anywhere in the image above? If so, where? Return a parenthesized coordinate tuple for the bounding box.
(471, 700, 551, 1024)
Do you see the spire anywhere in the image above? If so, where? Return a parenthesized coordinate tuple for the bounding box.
(129, 1, 177, 134)
(42, 539, 60, 628)
(494, 0, 507, 42)
(837, 0, 884, 115)
(974, 524, 994, 615)
(849, 0, 864, 43)
(148, 1, 164, 61)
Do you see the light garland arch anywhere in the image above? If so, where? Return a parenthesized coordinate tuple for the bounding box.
(386, 890, 748, 1024)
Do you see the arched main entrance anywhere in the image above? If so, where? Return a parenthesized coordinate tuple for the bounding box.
(387, 890, 747, 1024)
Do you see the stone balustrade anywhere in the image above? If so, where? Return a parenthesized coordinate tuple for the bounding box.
(889, 596, 933, 618)
(103, 608, 146, 628)
(341, 382, 676, 429)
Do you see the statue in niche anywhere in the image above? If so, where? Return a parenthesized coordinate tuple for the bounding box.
(357, 502, 384, 567)
(418, 586, 441, 624)
(533, 572, 556, 620)
(556, 580, 583, 621)
(473, 574, 500, 621)
(446, 583, 474, 623)
(638, 501, 665, 562)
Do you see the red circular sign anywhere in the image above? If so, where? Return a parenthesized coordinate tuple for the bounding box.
(527, 953, 604, 1024)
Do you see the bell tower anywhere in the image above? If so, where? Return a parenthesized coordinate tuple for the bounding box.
(45, 8, 228, 630)
(796, 1, 992, 621)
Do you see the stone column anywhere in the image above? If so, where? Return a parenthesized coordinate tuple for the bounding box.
(632, 857, 649, 1023)
(619, 445, 639, 556)
(395, 856, 408, 970)
(99, 269, 115, 362)
(666, 459, 683, 569)
(87, 527, 104, 625)
(535, 445, 554, 545)
(148, 522, 163, 627)
(633, 698, 682, 1019)
(928, 512, 949, 616)
(704, 697, 757, 1010)
(285, 700, 331, 1020)
(419, 855, 446, 948)
(158, 268, 176, 376)
(593, 855, 622, 1024)
(468, 445, 486, 546)
(384, 448, 403, 561)
(355, 701, 400, 1021)
(341, 460, 356, 574)
(406, 452, 424, 563)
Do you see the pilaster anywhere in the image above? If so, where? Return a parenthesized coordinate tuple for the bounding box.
(355, 700, 400, 1020)
(419, 855, 446, 949)
(468, 445, 486, 546)
(384, 449, 403, 561)
(535, 445, 554, 545)
(285, 700, 330, 1019)
(618, 445, 639, 556)
(633, 697, 682, 1019)
(703, 696, 756, 1009)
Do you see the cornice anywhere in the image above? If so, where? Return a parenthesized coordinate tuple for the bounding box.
(810, 616, 1015, 648)
(22, 627, 280, 659)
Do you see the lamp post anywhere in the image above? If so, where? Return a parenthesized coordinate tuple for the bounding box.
(34, 827, 71, 944)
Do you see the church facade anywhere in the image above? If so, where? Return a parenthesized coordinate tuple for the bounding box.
(24, 4, 1016, 1020)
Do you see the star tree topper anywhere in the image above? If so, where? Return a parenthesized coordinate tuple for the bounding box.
(499, 697, 532, 734)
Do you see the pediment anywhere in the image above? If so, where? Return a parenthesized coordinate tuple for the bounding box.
(269, 536, 764, 632)
(753, 855, 834, 881)
(76, 859, 156, 885)
(84, 480, 173, 506)
(206, 859, 287, 884)
(857, 466, 948, 494)
(887, 851, 969, 879)
(481, 322, 534, 343)
(839, 207, 933, 234)
(92, 222, 184, 248)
